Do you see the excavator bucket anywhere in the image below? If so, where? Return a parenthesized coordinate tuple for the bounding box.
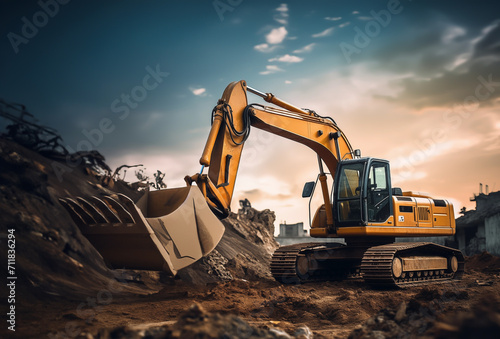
(59, 186, 225, 276)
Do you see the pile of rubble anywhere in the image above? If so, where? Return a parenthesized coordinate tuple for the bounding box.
(349, 287, 500, 339)
(89, 303, 312, 339)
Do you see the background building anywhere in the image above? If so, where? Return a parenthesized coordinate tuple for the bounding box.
(455, 186, 500, 256)
(275, 222, 344, 246)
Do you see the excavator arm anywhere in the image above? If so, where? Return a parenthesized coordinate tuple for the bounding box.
(188, 80, 354, 231)
(60, 80, 355, 276)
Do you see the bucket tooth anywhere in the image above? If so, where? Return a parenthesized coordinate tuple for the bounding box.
(59, 198, 86, 228)
(65, 198, 97, 225)
(101, 196, 135, 223)
(76, 197, 108, 223)
(90, 197, 121, 223)
(115, 193, 147, 224)
(60, 186, 225, 275)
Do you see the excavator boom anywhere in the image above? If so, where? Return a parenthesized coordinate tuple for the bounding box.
(189, 80, 353, 221)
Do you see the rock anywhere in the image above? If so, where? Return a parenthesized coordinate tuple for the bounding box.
(87, 302, 310, 338)
(394, 302, 407, 322)
(203, 249, 233, 281)
(428, 292, 500, 338)
(294, 325, 313, 339)
(224, 208, 279, 256)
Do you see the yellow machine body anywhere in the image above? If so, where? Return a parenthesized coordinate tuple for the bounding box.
(310, 194, 456, 238)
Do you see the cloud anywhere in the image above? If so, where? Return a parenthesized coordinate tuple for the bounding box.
(139, 111, 163, 131)
(189, 87, 206, 96)
(275, 3, 288, 12)
(266, 26, 288, 44)
(268, 54, 304, 63)
(472, 19, 500, 59)
(274, 3, 289, 25)
(259, 65, 285, 75)
(338, 21, 350, 28)
(358, 16, 373, 20)
(285, 80, 292, 84)
(312, 27, 334, 38)
(442, 25, 466, 44)
(352, 10, 359, 14)
(254, 43, 279, 53)
(293, 43, 316, 53)
(370, 19, 500, 109)
(325, 16, 341, 21)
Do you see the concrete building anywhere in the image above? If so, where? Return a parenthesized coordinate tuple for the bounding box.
(275, 222, 344, 246)
(455, 187, 500, 256)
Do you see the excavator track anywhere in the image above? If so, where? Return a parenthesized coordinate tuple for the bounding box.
(271, 242, 359, 284)
(271, 242, 464, 288)
(361, 242, 465, 288)
(271, 243, 323, 284)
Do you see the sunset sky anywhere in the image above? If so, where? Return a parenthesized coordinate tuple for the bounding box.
(1, 0, 499, 230)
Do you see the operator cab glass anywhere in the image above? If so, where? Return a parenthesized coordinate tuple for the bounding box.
(336, 162, 364, 223)
(366, 162, 391, 222)
(335, 158, 392, 226)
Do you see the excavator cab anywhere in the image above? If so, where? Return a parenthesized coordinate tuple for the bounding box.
(335, 158, 393, 226)
(306, 157, 395, 229)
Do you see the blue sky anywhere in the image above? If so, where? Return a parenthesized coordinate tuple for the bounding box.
(2, 0, 500, 227)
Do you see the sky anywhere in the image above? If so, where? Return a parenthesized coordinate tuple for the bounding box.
(1, 0, 500, 231)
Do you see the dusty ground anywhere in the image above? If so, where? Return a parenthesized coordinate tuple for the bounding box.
(1, 138, 499, 338)
(5, 254, 499, 338)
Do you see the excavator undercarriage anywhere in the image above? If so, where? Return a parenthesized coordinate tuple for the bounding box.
(271, 240, 464, 287)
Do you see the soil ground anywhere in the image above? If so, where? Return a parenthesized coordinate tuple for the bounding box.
(10, 255, 500, 338)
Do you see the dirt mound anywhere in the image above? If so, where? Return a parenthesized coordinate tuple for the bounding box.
(348, 286, 500, 339)
(0, 136, 280, 301)
(91, 303, 311, 339)
(178, 208, 279, 285)
(0, 138, 148, 301)
(466, 251, 500, 273)
(428, 292, 500, 339)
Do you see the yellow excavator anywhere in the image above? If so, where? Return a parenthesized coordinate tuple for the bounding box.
(60, 80, 464, 287)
